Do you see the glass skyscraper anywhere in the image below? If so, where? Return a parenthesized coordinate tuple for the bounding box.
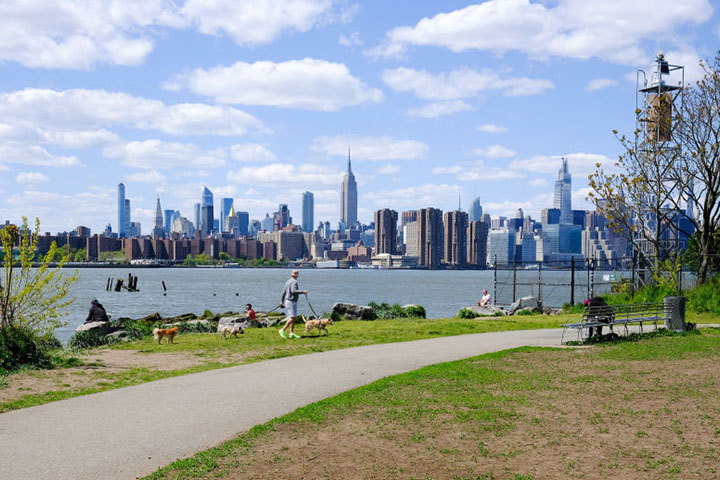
(341, 149, 358, 226)
(117, 183, 126, 237)
(554, 158, 572, 224)
(302, 191, 314, 233)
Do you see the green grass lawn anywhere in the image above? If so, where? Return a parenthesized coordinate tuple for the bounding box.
(145, 327, 720, 480)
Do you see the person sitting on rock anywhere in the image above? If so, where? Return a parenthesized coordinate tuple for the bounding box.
(478, 289, 491, 306)
(85, 299, 109, 323)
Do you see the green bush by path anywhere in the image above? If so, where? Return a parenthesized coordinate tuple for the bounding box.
(687, 274, 720, 314)
(458, 308, 476, 319)
(0, 327, 60, 374)
(368, 301, 426, 319)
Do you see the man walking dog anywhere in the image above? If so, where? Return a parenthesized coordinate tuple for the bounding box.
(279, 269, 307, 339)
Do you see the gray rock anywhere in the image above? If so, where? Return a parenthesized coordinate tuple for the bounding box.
(464, 305, 506, 316)
(509, 296, 541, 315)
(217, 316, 250, 331)
(332, 302, 377, 320)
(542, 306, 563, 315)
(75, 321, 113, 334)
(106, 330, 129, 342)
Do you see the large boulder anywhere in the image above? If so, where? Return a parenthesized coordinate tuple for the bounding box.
(464, 305, 506, 317)
(75, 321, 114, 335)
(137, 312, 162, 323)
(217, 316, 250, 330)
(509, 296, 541, 315)
(332, 302, 377, 320)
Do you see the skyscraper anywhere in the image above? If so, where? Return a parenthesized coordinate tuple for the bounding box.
(273, 204, 291, 230)
(554, 157, 572, 224)
(443, 210, 468, 266)
(220, 197, 233, 233)
(467, 219, 489, 267)
(374, 208, 398, 255)
(302, 191, 314, 233)
(200, 187, 214, 236)
(468, 197, 483, 222)
(340, 148, 358, 226)
(153, 197, 165, 239)
(124, 199, 131, 236)
(117, 183, 126, 237)
(418, 207, 443, 268)
(194, 203, 201, 232)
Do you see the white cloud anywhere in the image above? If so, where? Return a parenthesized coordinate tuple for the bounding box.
(485, 195, 551, 219)
(477, 123, 508, 134)
(407, 100, 473, 118)
(382, 67, 553, 100)
(311, 135, 429, 160)
(230, 144, 277, 163)
(5, 190, 114, 232)
(36, 129, 120, 148)
(431, 166, 462, 175)
(378, 164, 400, 175)
(15, 172, 50, 184)
(510, 153, 614, 175)
(474, 145, 516, 159)
(586, 78, 618, 91)
(124, 170, 166, 184)
(103, 140, 226, 169)
(529, 178, 550, 187)
(227, 163, 340, 186)
(339, 31, 363, 46)
(0, 89, 265, 137)
(371, 0, 711, 65)
(0, 0, 183, 69)
(0, 142, 81, 168)
(432, 160, 524, 182)
(169, 58, 384, 111)
(364, 184, 460, 210)
(180, 0, 337, 46)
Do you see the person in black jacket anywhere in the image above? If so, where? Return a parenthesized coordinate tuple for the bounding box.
(585, 296, 613, 339)
(85, 299, 109, 323)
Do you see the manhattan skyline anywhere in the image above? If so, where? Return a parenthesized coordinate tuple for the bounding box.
(0, 1, 716, 233)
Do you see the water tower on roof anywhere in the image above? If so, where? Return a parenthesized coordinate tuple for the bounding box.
(636, 52, 684, 151)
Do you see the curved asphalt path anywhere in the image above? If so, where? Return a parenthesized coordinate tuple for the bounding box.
(0, 328, 565, 480)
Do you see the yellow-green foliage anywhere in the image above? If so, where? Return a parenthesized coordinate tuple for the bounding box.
(0, 217, 78, 336)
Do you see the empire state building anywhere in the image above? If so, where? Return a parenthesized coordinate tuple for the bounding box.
(341, 149, 358, 226)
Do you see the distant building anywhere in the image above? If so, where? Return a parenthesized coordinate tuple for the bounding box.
(374, 208, 398, 255)
(554, 157, 572, 224)
(302, 191, 314, 233)
(164, 209, 175, 233)
(404, 222, 419, 257)
(220, 198, 233, 233)
(261, 213, 273, 232)
(541, 208, 560, 226)
(171, 216, 194, 238)
(117, 183, 126, 237)
(273, 204, 291, 231)
(489, 229, 516, 265)
(443, 210, 468, 267)
(467, 220, 489, 268)
(194, 203, 201, 233)
(468, 197, 483, 222)
(152, 197, 165, 239)
(237, 211, 249, 236)
(401, 210, 418, 230)
(418, 207, 443, 268)
(340, 149, 358, 226)
(201, 204, 214, 236)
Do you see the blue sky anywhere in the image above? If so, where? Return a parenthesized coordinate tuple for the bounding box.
(0, 0, 716, 233)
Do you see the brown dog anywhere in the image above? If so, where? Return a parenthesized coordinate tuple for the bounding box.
(304, 317, 334, 335)
(152, 326, 179, 344)
(218, 325, 244, 338)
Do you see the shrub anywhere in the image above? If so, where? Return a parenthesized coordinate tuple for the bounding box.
(562, 303, 585, 314)
(122, 320, 156, 340)
(687, 274, 720, 314)
(515, 308, 533, 315)
(329, 311, 342, 322)
(458, 308, 477, 319)
(405, 305, 426, 318)
(0, 327, 56, 373)
(202, 309, 213, 318)
(176, 321, 215, 334)
(68, 329, 120, 349)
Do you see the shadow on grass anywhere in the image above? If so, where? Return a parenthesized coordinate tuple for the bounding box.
(565, 325, 701, 346)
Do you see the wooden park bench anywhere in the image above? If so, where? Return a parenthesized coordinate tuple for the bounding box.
(561, 302, 667, 343)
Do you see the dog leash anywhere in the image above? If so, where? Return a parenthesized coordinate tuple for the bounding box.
(304, 293, 320, 318)
(266, 304, 283, 315)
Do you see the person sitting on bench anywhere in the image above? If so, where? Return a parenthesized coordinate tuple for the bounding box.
(585, 296, 613, 339)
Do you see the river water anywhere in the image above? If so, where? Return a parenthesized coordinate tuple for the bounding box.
(52, 267, 637, 342)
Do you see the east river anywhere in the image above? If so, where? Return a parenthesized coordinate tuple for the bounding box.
(49, 266, 647, 342)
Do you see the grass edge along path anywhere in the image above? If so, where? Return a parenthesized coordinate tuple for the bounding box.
(0, 315, 566, 413)
(145, 328, 720, 480)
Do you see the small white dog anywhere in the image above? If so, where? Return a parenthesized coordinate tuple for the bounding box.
(218, 325, 244, 338)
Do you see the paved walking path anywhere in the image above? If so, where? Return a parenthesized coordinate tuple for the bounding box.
(0, 329, 565, 480)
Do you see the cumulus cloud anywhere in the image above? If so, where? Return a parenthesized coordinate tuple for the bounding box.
(180, 0, 340, 46)
(0, 89, 265, 138)
(227, 163, 340, 186)
(529, 178, 550, 187)
(586, 78, 618, 91)
(339, 32, 363, 46)
(510, 152, 614, 175)
(124, 170, 166, 184)
(382, 67, 553, 100)
(0, 0, 183, 69)
(168, 58, 383, 111)
(477, 123, 508, 133)
(0, 142, 81, 168)
(36, 129, 121, 148)
(15, 172, 50, 184)
(5, 190, 114, 232)
(103, 140, 227, 169)
(311, 135, 429, 160)
(378, 164, 400, 175)
(407, 100, 472, 118)
(473, 145, 516, 159)
(432, 160, 524, 182)
(229, 144, 277, 163)
(363, 184, 460, 210)
(369, 0, 711, 65)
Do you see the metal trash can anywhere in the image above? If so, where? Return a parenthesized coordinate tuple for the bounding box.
(664, 296, 687, 332)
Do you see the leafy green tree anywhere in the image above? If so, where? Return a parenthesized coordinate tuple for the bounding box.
(74, 248, 87, 262)
(99, 250, 127, 263)
(218, 252, 231, 262)
(0, 218, 78, 335)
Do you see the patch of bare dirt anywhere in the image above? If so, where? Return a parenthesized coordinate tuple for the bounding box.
(0, 349, 207, 405)
(193, 349, 720, 480)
